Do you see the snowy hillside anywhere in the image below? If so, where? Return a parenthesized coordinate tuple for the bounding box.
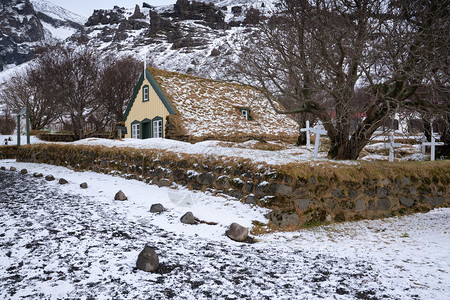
(30, 0, 86, 39)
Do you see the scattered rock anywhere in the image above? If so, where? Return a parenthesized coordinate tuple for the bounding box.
(80, 182, 88, 189)
(0, 166, 5, 170)
(150, 203, 166, 213)
(58, 178, 68, 184)
(20, 169, 27, 174)
(180, 212, 196, 224)
(225, 222, 248, 242)
(136, 245, 159, 272)
(33, 172, 43, 178)
(45, 175, 55, 181)
(114, 190, 127, 201)
(10, 166, 17, 171)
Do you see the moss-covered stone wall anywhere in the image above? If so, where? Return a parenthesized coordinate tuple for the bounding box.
(1, 144, 449, 229)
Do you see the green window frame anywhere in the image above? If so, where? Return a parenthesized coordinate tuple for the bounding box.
(152, 116, 163, 138)
(131, 120, 140, 139)
(142, 85, 149, 102)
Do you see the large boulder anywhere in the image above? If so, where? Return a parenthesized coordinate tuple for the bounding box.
(150, 203, 166, 213)
(180, 211, 196, 224)
(114, 190, 127, 201)
(136, 245, 159, 272)
(225, 223, 248, 242)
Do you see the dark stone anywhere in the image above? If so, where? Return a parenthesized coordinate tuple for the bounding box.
(244, 195, 257, 205)
(368, 200, 376, 211)
(80, 182, 88, 189)
(10, 167, 17, 171)
(243, 171, 252, 178)
(33, 173, 43, 178)
(244, 7, 261, 25)
(58, 178, 68, 185)
(355, 198, 366, 211)
(399, 196, 414, 207)
(244, 181, 254, 193)
(376, 187, 388, 199)
(325, 199, 340, 211)
(377, 198, 391, 211)
(173, 169, 187, 183)
(216, 175, 231, 190)
(85, 6, 125, 26)
(348, 189, 358, 199)
(136, 245, 159, 272)
(114, 190, 127, 201)
(425, 196, 444, 207)
(45, 175, 55, 181)
(210, 48, 220, 56)
(269, 184, 293, 196)
(198, 172, 215, 185)
(20, 169, 27, 174)
(158, 179, 171, 187)
(332, 188, 344, 199)
(401, 176, 411, 186)
(180, 212, 196, 224)
(255, 182, 270, 196)
(225, 223, 248, 242)
(295, 198, 310, 210)
(143, 2, 153, 9)
(0, 166, 5, 170)
(364, 187, 375, 197)
(231, 6, 243, 14)
(269, 211, 300, 227)
(150, 203, 166, 213)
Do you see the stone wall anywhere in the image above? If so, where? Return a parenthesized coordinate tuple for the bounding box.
(2, 144, 449, 229)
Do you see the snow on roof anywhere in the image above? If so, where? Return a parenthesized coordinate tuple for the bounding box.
(149, 68, 300, 140)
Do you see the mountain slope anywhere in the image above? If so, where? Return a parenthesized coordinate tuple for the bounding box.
(30, 0, 86, 39)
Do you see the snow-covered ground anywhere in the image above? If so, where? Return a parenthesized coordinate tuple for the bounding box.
(0, 133, 432, 167)
(1, 160, 449, 299)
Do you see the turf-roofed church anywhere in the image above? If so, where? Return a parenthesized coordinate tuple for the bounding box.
(124, 67, 300, 141)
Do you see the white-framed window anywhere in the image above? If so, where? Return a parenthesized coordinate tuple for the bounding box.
(153, 119, 162, 138)
(132, 123, 140, 138)
(143, 86, 149, 102)
(242, 109, 249, 120)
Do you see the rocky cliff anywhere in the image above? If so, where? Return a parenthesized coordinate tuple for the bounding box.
(0, 0, 44, 71)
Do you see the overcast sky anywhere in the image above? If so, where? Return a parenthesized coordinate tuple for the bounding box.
(48, 0, 177, 18)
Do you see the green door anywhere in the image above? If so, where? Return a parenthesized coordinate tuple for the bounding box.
(141, 121, 151, 139)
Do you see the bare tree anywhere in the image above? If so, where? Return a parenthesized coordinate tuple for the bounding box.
(96, 55, 142, 126)
(234, 0, 449, 159)
(1, 66, 59, 130)
(0, 107, 15, 135)
(36, 43, 102, 140)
